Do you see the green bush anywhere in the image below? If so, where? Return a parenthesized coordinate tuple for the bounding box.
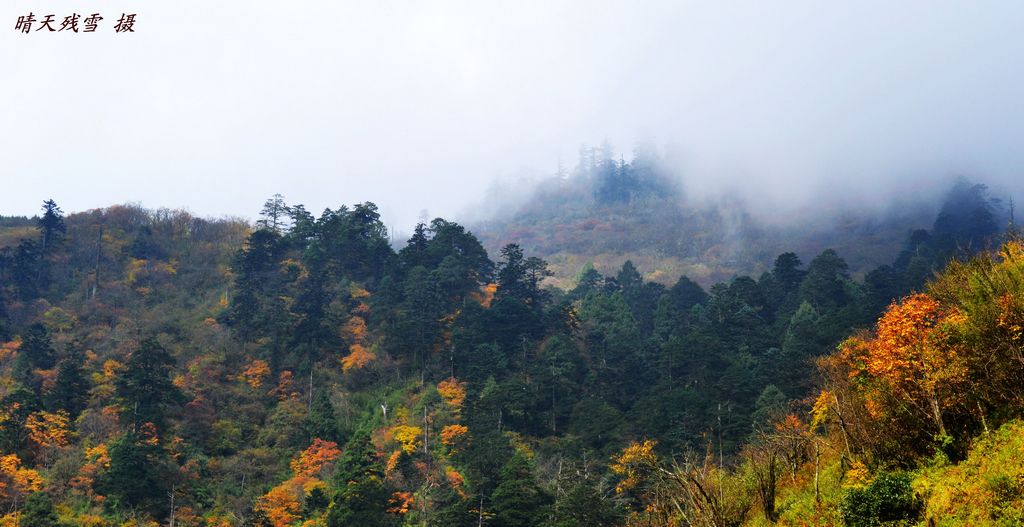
(840, 471, 922, 527)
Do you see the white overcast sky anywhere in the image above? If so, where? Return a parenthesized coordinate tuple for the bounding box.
(2, 1, 1023, 229)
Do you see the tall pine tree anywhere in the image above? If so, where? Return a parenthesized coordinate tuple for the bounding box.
(115, 337, 183, 432)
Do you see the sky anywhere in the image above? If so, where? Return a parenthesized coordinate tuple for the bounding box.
(2, 1, 1023, 230)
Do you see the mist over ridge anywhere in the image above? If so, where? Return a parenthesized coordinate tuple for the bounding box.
(461, 141, 1013, 289)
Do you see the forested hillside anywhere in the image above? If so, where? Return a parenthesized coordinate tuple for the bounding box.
(473, 146, 948, 288)
(612, 236, 1024, 527)
(0, 181, 1012, 526)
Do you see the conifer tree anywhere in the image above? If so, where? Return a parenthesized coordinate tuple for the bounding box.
(547, 482, 621, 527)
(306, 389, 340, 443)
(20, 492, 60, 527)
(100, 430, 174, 517)
(13, 324, 56, 393)
(491, 451, 549, 527)
(115, 337, 183, 432)
(257, 193, 289, 233)
(326, 425, 395, 527)
(10, 239, 40, 300)
(47, 342, 89, 419)
(38, 199, 66, 253)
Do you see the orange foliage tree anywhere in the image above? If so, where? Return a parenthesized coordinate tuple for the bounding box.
(255, 485, 302, 527)
(341, 344, 376, 372)
(289, 438, 342, 478)
(25, 410, 72, 462)
(69, 443, 111, 499)
(387, 491, 415, 515)
(0, 339, 19, 361)
(0, 454, 43, 507)
(241, 359, 270, 389)
(437, 377, 467, 412)
(440, 424, 468, 447)
(270, 370, 299, 400)
(840, 293, 967, 437)
(610, 439, 658, 494)
(445, 467, 466, 497)
(256, 439, 341, 527)
(342, 316, 368, 342)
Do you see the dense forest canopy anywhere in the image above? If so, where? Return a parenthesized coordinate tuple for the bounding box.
(0, 178, 1017, 526)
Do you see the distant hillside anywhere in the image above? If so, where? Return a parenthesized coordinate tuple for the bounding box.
(472, 148, 941, 288)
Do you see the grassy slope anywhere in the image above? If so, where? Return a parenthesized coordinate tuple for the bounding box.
(746, 420, 1024, 527)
